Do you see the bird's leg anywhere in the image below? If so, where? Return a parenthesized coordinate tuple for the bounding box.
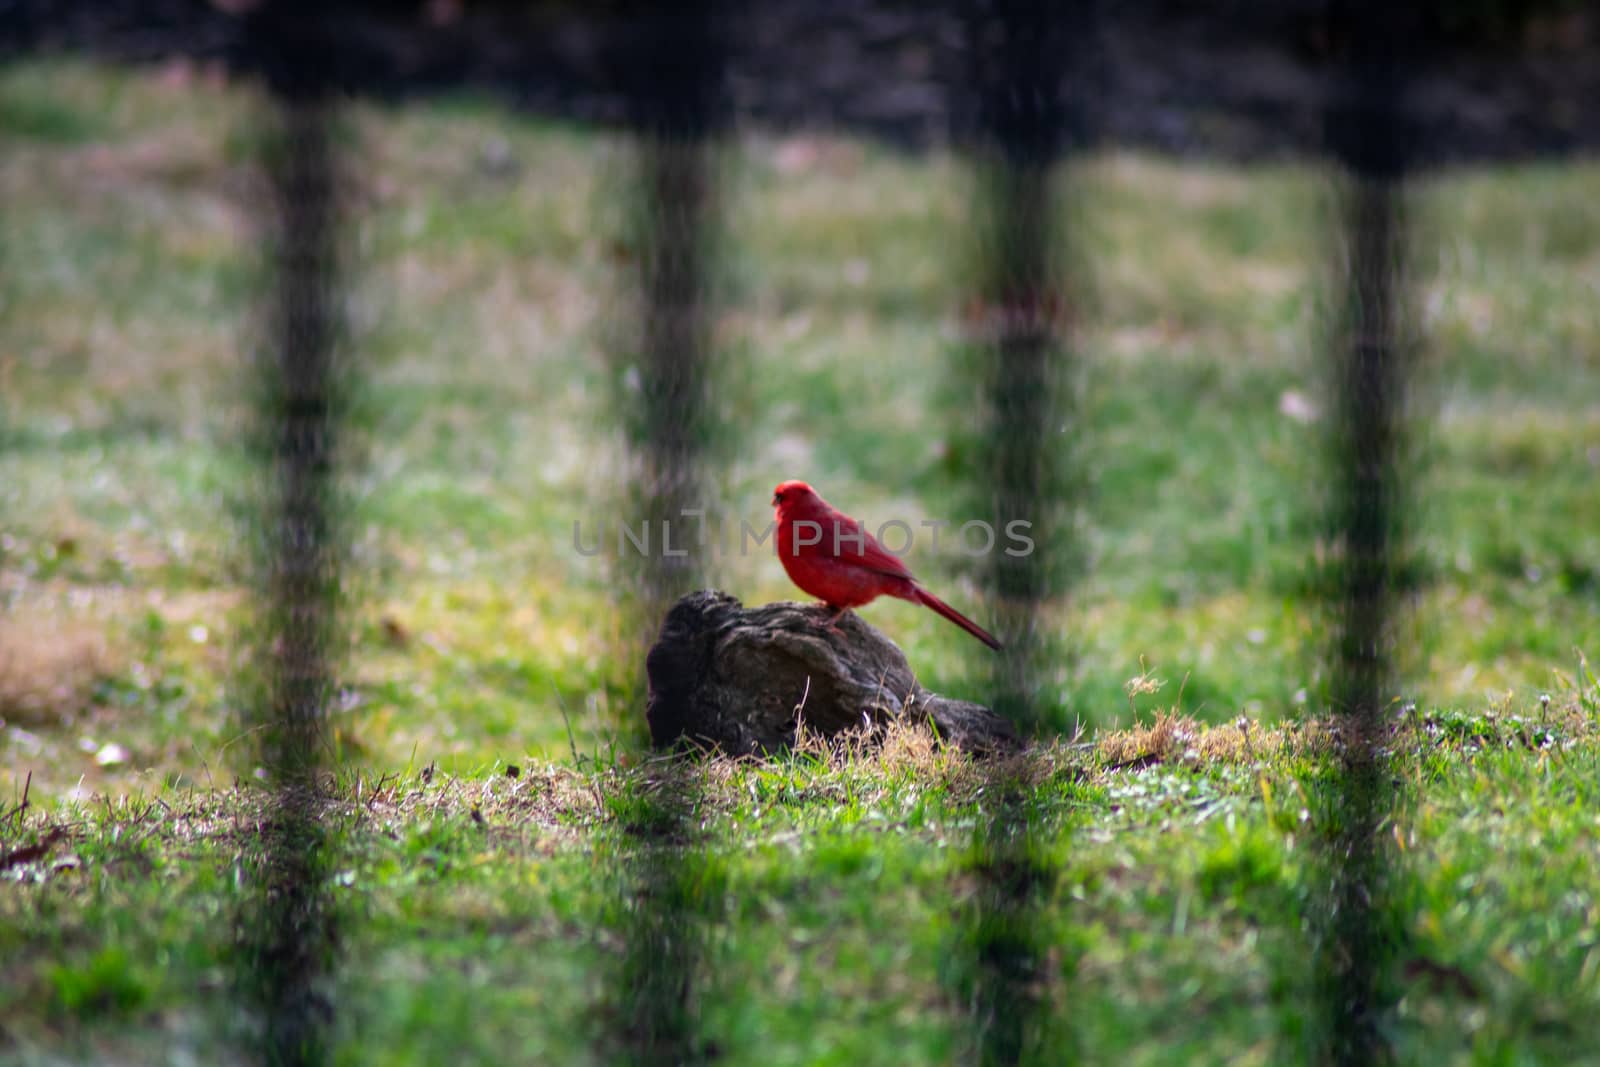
(820, 603, 849, 635)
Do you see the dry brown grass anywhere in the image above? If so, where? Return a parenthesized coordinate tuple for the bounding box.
(1095, 710, 1346, 770)
(1098, 709, 1197, 768)
(780, 699, 1326, 791)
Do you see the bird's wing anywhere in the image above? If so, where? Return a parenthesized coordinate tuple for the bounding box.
(832, 509, 915, 580)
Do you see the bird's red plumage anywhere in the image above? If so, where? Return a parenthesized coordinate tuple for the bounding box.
(771, 480, 1000, 650)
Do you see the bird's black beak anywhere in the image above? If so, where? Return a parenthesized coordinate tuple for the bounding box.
(771, 493, 780, 506)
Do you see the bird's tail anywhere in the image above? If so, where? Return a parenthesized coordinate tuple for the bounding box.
(912, 586, 1002, 651)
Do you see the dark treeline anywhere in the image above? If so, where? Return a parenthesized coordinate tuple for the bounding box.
(2, 0, 1597, 163)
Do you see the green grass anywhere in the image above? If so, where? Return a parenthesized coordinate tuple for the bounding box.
(2, 58, 1599, 1062)
(4, 691, 1598, 1063)
(3, 62, 1598, 793)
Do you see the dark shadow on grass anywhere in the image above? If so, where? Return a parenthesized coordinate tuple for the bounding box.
(961, 781, 1063, 1065)
(600, 755, 724, 1066)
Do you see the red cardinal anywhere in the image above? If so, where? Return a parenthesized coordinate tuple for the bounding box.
(772, 479, 1001, 650)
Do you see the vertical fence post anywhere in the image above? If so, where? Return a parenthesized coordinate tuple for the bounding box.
(603, 5, 726, 1065)
(235, 8, 347, 1066)
(966, 0, 1085, 734)
(1315, 2, 1417, 1062)
(620, 5, 724, 636)
(960, 1, 1088, 1063)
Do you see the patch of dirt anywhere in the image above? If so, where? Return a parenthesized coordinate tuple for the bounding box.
(0, 617, 114, 726)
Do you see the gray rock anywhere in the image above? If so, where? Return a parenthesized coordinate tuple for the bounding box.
(645, 590, 1018, 755)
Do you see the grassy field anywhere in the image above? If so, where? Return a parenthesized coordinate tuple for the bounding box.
(2, 59, 1599, 1063)
(4, 694, 1599, 1064)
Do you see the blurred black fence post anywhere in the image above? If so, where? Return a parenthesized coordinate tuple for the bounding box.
(959, 2, 1089, 1063)
(1314, 2, 1419, 1063)
(618, 6, 726, 633)
(602, 5, 727, 1066)
(967, 0, 1083, 735)
(234, 7, 348, 1066)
